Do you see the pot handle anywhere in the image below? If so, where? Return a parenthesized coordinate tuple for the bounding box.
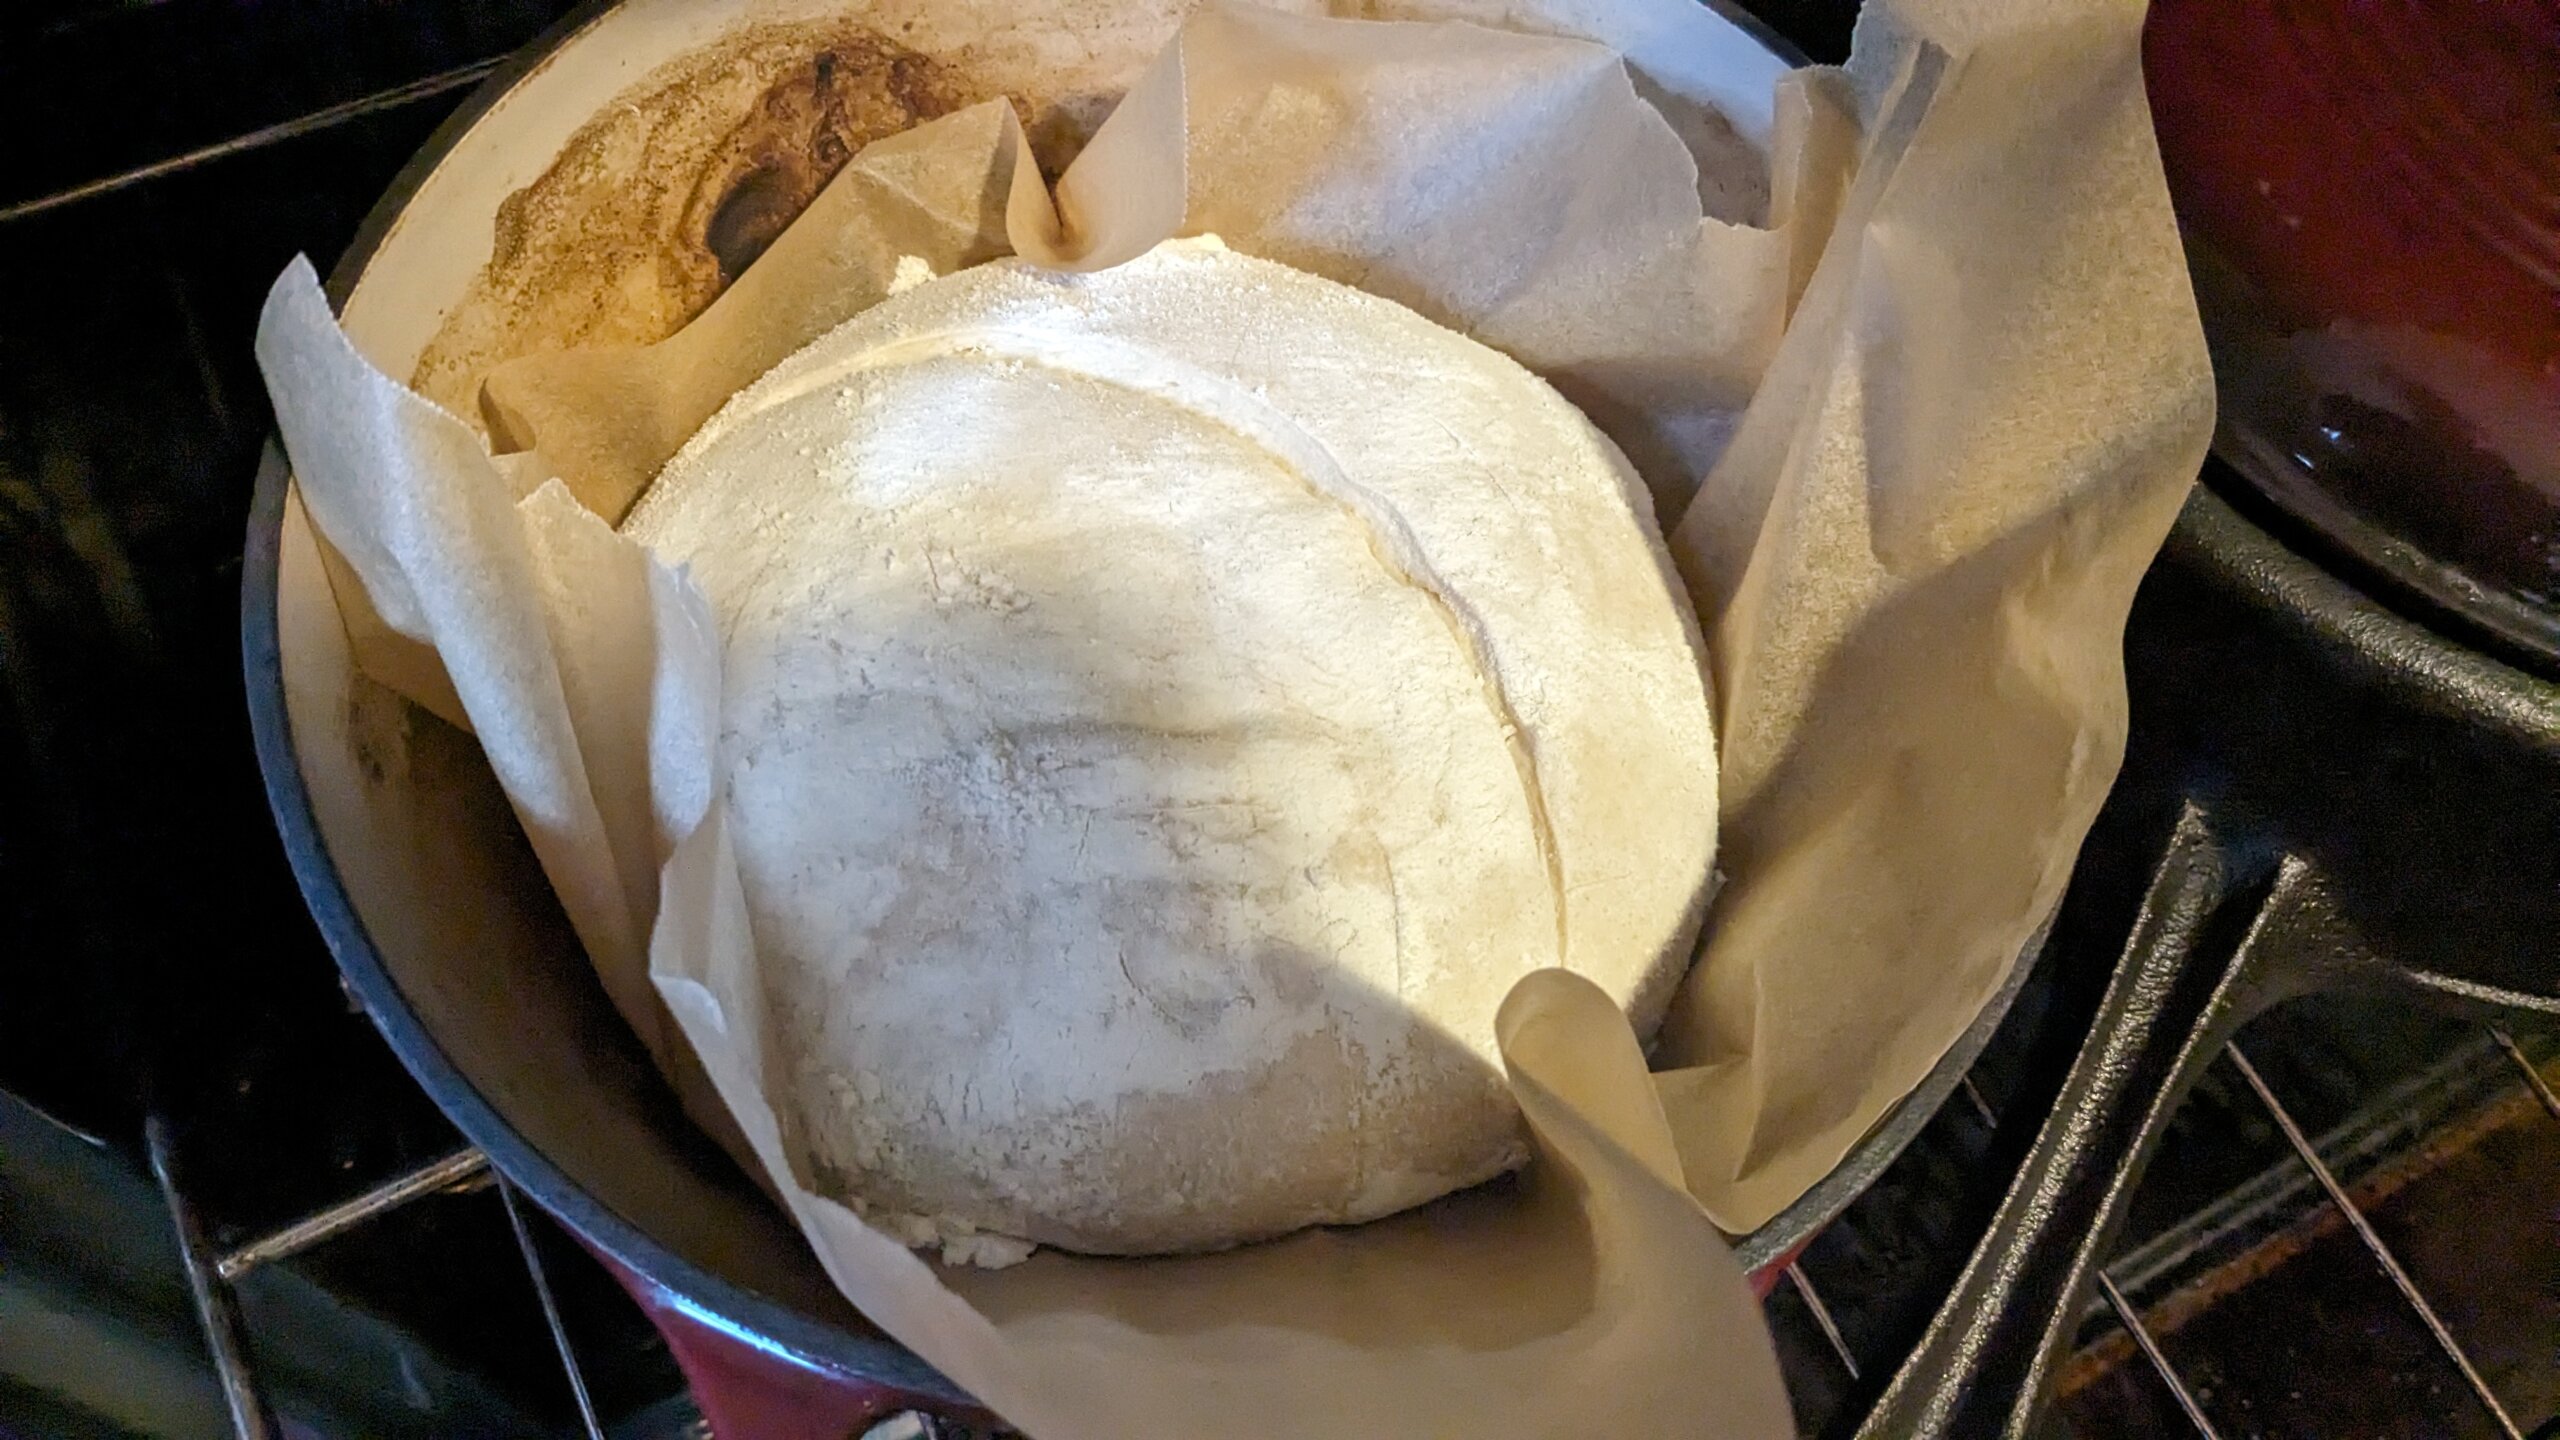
(1853, 804, 2292, 1439)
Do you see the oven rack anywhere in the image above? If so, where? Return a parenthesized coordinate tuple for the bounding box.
(147, 986, 2559, 1439)
(1775, 1022, 2558, 1439)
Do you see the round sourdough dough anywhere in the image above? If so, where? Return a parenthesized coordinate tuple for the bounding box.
(624, 238, 1717, 1260)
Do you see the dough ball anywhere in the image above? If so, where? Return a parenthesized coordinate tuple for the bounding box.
(625, 238, 1716, 1257)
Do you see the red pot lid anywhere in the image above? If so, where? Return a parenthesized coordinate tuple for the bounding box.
(2144, 0, 2560, 664)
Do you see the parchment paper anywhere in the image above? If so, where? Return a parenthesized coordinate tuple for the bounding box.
(1657, 0, 2212, 1226)
(254, 0, 2211, 1429)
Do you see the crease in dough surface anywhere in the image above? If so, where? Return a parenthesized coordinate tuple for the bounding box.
(719, 316, 1573, 958)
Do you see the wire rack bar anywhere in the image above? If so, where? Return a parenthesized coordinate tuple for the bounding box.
(217, 1146, 490, 1281)
(0, 60, 505, 224)
(2093, 1268, 2222, 1439)
(2489, 1027, 2560, 1122)
(1787, 1262, 1861, 1381)
(2226, 1044, 2524, 1440)
(500, 1177, 607, 1440)
(146, 1114, 279, 1440)
(1958, 1075, 1999, 1130)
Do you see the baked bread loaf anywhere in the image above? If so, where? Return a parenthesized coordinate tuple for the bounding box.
(624, 238, 1716, 1260)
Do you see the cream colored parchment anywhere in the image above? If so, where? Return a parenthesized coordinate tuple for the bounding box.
(253, 0, 2211, 1430)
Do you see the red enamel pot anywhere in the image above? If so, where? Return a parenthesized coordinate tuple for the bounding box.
(242, 1, 2024, 1428)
